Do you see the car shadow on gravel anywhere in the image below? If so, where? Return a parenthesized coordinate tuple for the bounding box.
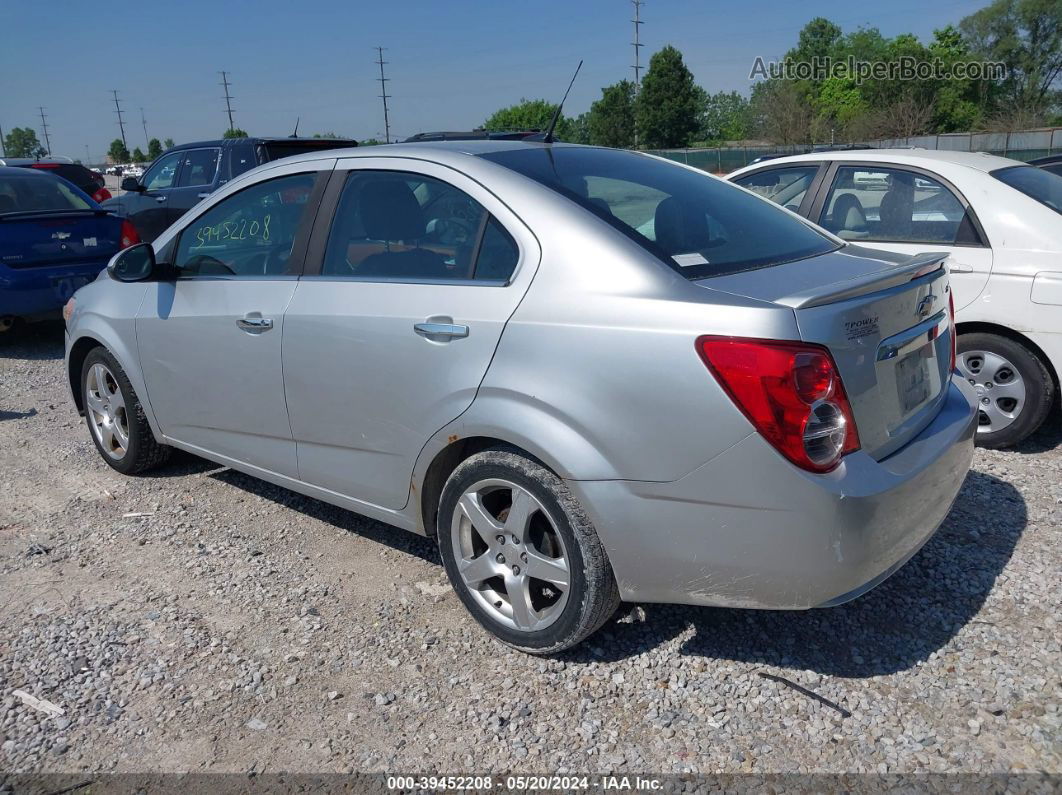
(208, 467, 441, 566)
(1010, 412, 1062, 454)
(568, 470, 1026, 678)
(0, 321, 65, 360)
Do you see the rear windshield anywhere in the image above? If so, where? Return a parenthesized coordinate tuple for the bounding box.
(992, 165, 1062, 214)
(478, 146, 839, 279)
(28, 163, 94, 188)
(0, 174, 92, 214)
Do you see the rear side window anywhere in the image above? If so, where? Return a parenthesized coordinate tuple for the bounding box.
(320, 170, 518, 282)
(227, 143, 259, 179)
(174, 173, 316, 277)
(732, 165, 819, 212)
(177, 148, 221, 187)
(0, 175, 91, 213)
(818, 166, 981, 245)
(479, 146, 836, 279)
(992, 165, 1062, 215)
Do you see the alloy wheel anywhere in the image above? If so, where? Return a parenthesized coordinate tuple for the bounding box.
(85, 363, 130, 459)
(450, 478, 571, 633)
(957, 349, 1026, 434)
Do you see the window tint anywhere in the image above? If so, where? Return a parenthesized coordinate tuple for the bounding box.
(819, 166, 977, 245)
(174, 173, 316, 277)
(321, 170, 518, 282)
(177, 148, 220, 187)
(479, 147, 836, 279)
(143, 151, 182, 191)
(733, 166, 818, 212)
(992, 165, 1062, 215)
(228, 143, 259, 179)
(0, 174, 91, 213)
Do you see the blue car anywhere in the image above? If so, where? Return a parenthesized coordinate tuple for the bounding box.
(0, 166, 138, 328)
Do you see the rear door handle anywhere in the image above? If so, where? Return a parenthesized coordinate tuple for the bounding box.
(154, 195, 167, 203)
(414, 322, 468, 339)
(237, 315, 273, 332)
(197, 192, 211, 199)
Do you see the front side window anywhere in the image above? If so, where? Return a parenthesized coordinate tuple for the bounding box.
(177, 148, 221, 187)
(732, 165, 819, 212)
(174, 173, 316, 277)
(143, 151, 182, 191)
(479, 146, 836, 279)
(819, 166, 979, 245)
(992, 165, 1062, 214)
(321, 170, 519, 282)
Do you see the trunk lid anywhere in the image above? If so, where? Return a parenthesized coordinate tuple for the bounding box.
(0, 211, 122, 269)
(700, 244, 953, 459)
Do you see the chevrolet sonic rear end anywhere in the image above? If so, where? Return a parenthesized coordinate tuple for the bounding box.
(64, 142, 977, 653)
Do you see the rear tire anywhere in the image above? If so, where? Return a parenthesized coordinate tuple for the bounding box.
(437, 448, 620, 655)
(956, 332, 1053, 449)
(81, 347, 171, 474)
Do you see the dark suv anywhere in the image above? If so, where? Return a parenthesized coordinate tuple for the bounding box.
(102, 136, 357, 241)
(0, 158, 111, 203)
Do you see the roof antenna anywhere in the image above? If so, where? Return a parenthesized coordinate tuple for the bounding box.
(531, 60, 583, 144)
(291, 116, 300, 138)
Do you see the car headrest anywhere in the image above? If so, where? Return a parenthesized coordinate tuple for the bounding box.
(359, 179, 425, 241)
(654, 196, 711, 254)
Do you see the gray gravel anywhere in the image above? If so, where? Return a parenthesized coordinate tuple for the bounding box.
(1, 322, 1060, 775)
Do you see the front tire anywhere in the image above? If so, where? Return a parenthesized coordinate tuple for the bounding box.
(956, 332, 1054, 449)
(437, 448, 620, 654)
(81, 347, 171, 474)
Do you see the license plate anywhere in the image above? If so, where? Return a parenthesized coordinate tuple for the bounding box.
(896, 346, 932, 415)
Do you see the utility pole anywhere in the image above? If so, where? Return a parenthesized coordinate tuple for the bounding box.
(85, 144, 91, 165)
(38, 106, 51, 155)
(219, 71, 236, 133)
(0, 123, 6, 157)
(631, 0, 644, 148)
(375, 46, 392, 144)
(111, 90, 127, 147)
(140, 107, 149, 148)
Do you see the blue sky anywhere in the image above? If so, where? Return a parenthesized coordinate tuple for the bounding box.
(1, 0, 988, 161)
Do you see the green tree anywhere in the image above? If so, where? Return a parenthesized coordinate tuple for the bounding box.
(131, 147, 146, 162)
(588, 80, 636, 148)
(108, 139, 130, 163)
(147, 138, 164, 159)
(635, 46, 701, 148)
(697, 90, 751, 143)
(568, 112, 591, 144)
(163, 138, 175, 149)
(3, 127, 46, 158)
(960, 0, 1062, 122)
(223, 127, 249, 139)
(359, 138, 383, 146)
(312, 132, 342, 138)
(483, 99, 575, 139)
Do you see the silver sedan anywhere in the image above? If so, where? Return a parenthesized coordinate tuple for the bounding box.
(64, 142, 977, 653)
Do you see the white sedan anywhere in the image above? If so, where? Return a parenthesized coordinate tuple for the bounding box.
(729, 149, 1062, 448)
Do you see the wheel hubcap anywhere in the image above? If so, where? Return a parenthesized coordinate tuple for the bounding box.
(957, 349, 1026, 434)
(451, 478, 571, 633)
(85, 363, 129, 459)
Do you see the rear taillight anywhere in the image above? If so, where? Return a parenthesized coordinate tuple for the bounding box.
(697, 336, 861, 473)
(947, 289, 956, 373)
(93, 187, 112, 203)
(120, 218, 140, 249)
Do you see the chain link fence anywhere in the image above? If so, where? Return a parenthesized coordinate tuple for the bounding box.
(648, 127, 1062, 174)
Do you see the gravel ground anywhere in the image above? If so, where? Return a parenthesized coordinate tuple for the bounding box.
(1, 322, 1059, 777)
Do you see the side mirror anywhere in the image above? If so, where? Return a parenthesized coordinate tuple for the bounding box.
(107, 243, 160, 282)
(121, 176, 143, 192)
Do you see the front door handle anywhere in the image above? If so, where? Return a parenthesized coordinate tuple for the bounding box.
(414, 321, 469, 339)
(949, 262, 974, 274)
(154, 195, 167, 203)
(237, 315, 273, 332)
(197, 192, 211, 199)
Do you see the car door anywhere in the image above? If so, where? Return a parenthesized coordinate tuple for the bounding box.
(121, 150, 184, 242)
(809, 162, 993, 311)
(135, 161, 331, 477)
(282, 158, 540, 510)
(167, 146, 222, 226)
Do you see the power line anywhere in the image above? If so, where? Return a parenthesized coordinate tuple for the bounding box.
(140, 107, 149, 148)
(375, 46, 392, 144)
(38, 106, 51, 155)
(219, 71, 236, 133)
(631, 0, 644, 148)
(111, 90, 127, 147)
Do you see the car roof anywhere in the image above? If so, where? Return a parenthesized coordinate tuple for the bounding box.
(170, 136, 359, 151)
(735, 148, 1024, 173)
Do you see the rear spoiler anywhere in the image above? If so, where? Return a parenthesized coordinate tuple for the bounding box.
(775, 251, 948, 309)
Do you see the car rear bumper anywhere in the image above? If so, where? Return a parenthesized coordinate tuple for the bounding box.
(567, 376, 977, 610)
(0, 261, 107, 317)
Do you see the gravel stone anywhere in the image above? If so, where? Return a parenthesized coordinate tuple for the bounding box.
(1, 322, 1060, 775)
